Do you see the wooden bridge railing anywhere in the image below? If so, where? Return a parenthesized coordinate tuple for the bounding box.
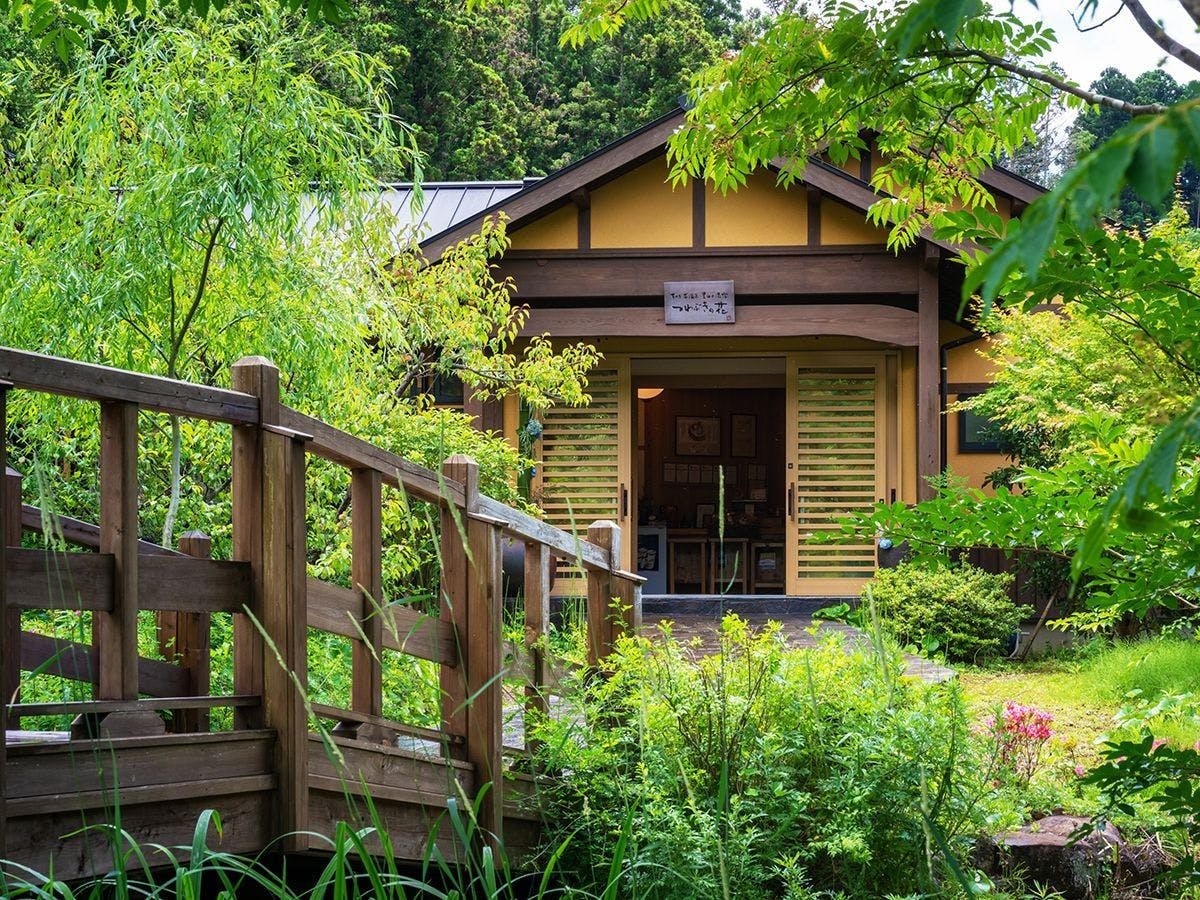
(0, 346, 642, 868)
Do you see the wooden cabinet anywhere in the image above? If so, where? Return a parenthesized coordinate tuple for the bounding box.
(668, 537, 708, 593)
(710, 538, 749, 594)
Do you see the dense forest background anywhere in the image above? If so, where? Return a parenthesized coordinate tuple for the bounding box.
(4, 5, 1199, 199)
(2, 1, 760, 181)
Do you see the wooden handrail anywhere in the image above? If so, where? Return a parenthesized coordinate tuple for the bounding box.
(22, 504, 183, 556)
(0, 347, 258, 424)
(278, 406, 462, 507)
(1, 345, 644, 861)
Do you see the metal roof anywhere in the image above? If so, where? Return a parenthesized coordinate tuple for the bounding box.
(378, 180, 531, 240)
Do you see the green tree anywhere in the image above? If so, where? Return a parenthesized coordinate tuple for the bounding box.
(0, 8, 597, 550)
(1072, 67, 1200, 227)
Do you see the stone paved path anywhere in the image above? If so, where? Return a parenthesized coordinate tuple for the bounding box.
(644, 611, 957, 683)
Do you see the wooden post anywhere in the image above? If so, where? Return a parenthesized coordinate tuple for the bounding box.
(159, 531, 213, 732)
(917, 244, 942, 501)
(440, 455, 502, 848)
(4, 466, 21, 710)
(231, 356, 279, 730)
(586, 521, 621, 668)
(466, 512, 503, 847)
(1, 381, 10, 859)
(261, 424, 309, 850)
(350, 468, 383, 737)
(93, 401, 162, 738)
(439, 456, 473, 756)
(523, 540, 550, 748)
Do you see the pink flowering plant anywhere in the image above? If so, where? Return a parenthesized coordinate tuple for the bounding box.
(983, 701, 1055, 786)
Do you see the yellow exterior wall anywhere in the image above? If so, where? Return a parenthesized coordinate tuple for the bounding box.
(590, 158, 693, 248)
(820, 198, 889, 245)
(705, 169, 808, 246)
(508, 204, 578, 251)
(899, 349, 918, 503)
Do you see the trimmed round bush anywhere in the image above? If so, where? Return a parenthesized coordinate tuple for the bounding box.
(867, 561, 1022, 662)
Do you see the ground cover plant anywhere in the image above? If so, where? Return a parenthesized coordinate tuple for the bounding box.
(525, 614, 1079, 899)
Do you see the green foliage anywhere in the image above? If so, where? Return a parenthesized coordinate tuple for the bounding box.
(662, 3, 1055, 249)
(1072, 66, 1200, 229)
(866, 563, 1021, 663)
(1083, 733, 1200, 888)
(528, 616, 1015, 897)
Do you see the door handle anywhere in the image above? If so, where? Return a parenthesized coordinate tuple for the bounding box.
(787, 484, 795, 520)
(620, 483, 629, 519)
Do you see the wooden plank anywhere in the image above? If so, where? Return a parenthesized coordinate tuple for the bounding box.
(5, 467, 22, 710)
(496, 251, 919, 299)
(306, 577, 455, 666)
(21, 503, 181, 556)
(139, 554, 251, 612)
(96, 401, 139, 701)
(310, 703, 464, 749)
(6, 548, 113, 610)
(439, 456, 473, 759)
(6, 773, 275, 818)
(1, 383, 9, 857)
(0, 346, 258, 424)
(5, 728, 274, 795)
(160, 531, 213, 731)
(518, 304, 920, 345)
(231, 356, 274, 730)
(917, 246, 941, 501)
(278, 406, 461, 507)
(20, 631, 188, 697)
(351, 468, 383, 722)
(9, 695, 258, 718)
(474, 496, 608, 570)
(260, 426, 309, 849)
(5, 789, 273, 883)
(523, 541, 550, 744)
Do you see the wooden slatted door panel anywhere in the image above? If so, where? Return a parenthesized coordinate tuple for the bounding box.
(786, 354, 886, 596)
(534, 359, 631, 597)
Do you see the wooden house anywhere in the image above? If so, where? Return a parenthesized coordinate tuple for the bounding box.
(393, 109, 1043, 598)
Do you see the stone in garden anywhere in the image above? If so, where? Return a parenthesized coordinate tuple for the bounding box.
(987, 815, 1171, 900)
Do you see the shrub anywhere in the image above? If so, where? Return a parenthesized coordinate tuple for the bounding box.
(868, 562, 1022, 663)
(528, 616, 1011, 898)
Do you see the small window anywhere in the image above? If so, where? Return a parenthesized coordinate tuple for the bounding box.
(957, 394, 1003, 453)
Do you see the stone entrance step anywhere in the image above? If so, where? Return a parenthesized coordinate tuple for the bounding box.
(641, 594, 851, 616)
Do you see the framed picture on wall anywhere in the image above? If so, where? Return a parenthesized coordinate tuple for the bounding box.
(676, 416, 720, 456)
(731, 414, 756, 457)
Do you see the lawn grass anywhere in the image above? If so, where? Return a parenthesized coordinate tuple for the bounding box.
(958, 636, 1200, 761)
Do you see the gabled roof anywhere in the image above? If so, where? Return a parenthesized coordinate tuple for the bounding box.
(417, 107, 1046, 261)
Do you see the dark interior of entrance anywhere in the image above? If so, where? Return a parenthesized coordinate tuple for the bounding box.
(636, 386, 786, 596)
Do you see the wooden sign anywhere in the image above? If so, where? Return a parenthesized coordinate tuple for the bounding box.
(664, 281, 735, 324)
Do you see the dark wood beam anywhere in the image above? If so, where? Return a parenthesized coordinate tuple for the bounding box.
(497, 251, 919, 299)
(692, 178, 705, 249)
(519, 304, 919, 345)
(917, 245, 941, 500)
(806, 186, 821, 246)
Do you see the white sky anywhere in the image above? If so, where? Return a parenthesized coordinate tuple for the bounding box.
(741, 1, 1200, 87)
(1017, 0, 1197, 86)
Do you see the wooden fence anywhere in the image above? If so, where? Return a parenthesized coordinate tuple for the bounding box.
(0, 346, 643, 878)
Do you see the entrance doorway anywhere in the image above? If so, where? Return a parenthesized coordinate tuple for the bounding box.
(633, 360, 787, 597)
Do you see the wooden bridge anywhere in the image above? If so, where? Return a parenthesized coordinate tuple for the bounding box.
(0, 347, 643, 880)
